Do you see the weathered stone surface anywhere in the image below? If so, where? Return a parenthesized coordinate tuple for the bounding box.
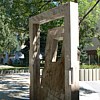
(40, 58, 65, 100)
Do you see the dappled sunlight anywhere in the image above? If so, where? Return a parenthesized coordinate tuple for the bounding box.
(0, 73, 30, 100)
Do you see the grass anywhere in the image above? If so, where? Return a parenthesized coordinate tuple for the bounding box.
(1, 64, 100, 70)
(80, 65, 100, 69)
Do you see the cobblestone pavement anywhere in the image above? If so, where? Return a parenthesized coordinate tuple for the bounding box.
(0, 73, 30, 100)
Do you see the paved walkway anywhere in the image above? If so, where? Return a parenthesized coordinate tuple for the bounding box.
(0, 71, 100, 100)
(0, 73, 30, 100)
(80, 81, 100, 100)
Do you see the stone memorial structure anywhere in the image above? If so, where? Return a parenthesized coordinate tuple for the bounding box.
(29, 2, 79, 100)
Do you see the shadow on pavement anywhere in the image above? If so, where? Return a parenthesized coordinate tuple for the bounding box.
(0, 73, 30, 100)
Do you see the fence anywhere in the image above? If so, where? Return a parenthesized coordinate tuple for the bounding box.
(0, 69, 29, 75)
(79, 69, 100, 81)
(1, 68, 100, 81)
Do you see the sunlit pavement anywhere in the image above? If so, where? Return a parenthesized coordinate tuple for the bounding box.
(0, 73, 30, 100)
(0, 72, 100, 100)
(80, 81, 100, 100)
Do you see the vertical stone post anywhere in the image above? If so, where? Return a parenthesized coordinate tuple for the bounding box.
(29, 18, 40, 100)
(64, 2, 79, 100)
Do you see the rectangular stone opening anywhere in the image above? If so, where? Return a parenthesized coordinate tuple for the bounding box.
(57, 40, 63, 60)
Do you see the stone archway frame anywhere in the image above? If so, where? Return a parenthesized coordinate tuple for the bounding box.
(29, 2, 79, 100)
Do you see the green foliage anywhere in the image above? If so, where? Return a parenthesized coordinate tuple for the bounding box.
(1, 0, 56, 33)
(0, 0, 57, 53)
(79, 0, 100, 48)
(41, 19, 63, 32)
(0, 0, 100, 64)
(80, 48, 88, 64)
(0, 5, 17, 53)
(78, 0, 100, 63)
(97, 47, 100, 57)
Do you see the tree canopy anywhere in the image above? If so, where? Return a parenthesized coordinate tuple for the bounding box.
(79, 0, 100, 48)
(0, 4, 17, 53)
(0, 0, 100, 56)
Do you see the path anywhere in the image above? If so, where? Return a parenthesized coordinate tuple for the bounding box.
(0, 73, 30, 100)
(0, 65, 100, 100)
(80, 81, 100, 100)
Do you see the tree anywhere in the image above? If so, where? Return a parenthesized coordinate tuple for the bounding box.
(79, 0, 100, 47)
(0, 5, 18, 53)
(0, 0, 100, 64)
(97, 47, 100, 64)
(1, 0, 100, 45)
(78, 0, 100, 63)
